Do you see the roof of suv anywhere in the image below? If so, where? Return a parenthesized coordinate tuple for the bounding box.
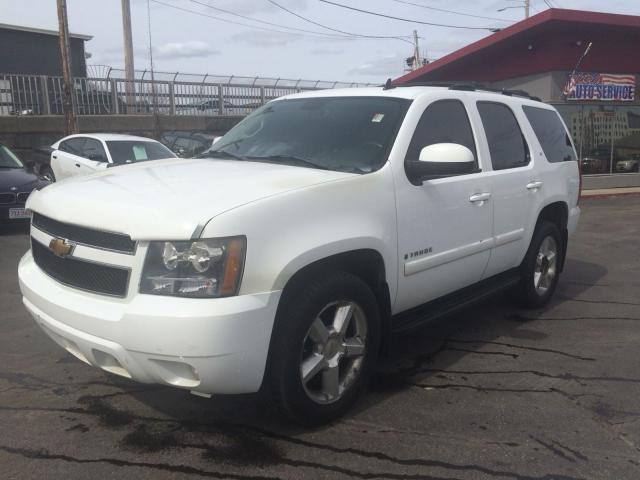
(279, 85, 545, 105)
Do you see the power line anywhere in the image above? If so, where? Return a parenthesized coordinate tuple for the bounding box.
(388, 0, 516, 23)
(264, 0, 411, 42)
(318, 0, 499, 31)
(151, 0, 413, 43)
(150, 0, 351, 39)
(187, 0, 348, 38)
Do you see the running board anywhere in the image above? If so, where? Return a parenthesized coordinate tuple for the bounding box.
(391, 269, 520, 335)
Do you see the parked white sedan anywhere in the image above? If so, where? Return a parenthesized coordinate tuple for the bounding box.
(50, 134, 176, 181)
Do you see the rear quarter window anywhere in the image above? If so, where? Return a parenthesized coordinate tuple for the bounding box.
(523, 106, 576, 163)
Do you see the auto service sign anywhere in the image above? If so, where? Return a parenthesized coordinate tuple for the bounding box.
(564, 73, 636, 101)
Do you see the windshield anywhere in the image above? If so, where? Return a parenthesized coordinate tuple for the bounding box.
(0, 145, 24, 168)
(207, 96, 410, 173)
(106, 141, 176, 165)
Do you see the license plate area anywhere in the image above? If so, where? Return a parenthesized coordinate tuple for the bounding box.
(9, 208, 30, 219)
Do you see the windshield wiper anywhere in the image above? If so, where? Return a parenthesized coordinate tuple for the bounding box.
(245, 155, 328, 171)
(199, 150, 246, 161)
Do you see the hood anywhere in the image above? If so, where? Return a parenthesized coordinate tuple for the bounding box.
(0, 168, 42, 191)
(27, 158, 353, 239)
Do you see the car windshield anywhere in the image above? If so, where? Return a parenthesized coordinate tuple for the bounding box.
(0, 145, 24, 168)
(106, 141, 176, 165)
(205, 96, 410, 173)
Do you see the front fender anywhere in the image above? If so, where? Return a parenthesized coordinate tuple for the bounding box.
(200, 167, 399, 303)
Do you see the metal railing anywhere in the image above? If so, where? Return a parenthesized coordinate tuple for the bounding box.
(86, 64, 374, 90)
(1, 71, 374, 117)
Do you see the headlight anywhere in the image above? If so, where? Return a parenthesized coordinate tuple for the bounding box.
(140, 237, 246, 298)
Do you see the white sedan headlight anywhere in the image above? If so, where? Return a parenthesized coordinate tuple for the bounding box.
(140, 237, 246, 298)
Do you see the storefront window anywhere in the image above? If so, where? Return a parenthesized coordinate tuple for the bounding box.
(556, 105, 640, 174)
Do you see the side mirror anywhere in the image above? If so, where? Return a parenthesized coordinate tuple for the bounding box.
(408, 143, 477, 184)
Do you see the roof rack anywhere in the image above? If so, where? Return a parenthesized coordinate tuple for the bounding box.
(389, 80, 542, 102)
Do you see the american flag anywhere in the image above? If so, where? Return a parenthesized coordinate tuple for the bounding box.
(564, 73, 636, 98)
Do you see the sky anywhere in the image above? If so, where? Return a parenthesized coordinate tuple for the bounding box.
(1, 0, 639, 84)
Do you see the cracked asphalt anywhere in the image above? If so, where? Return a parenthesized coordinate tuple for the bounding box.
(1, 196, 639, 480)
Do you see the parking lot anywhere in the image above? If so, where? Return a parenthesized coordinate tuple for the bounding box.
(1, 196, 639, 480)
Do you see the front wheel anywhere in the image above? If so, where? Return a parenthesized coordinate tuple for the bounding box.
(268, 271, 381, 425)
(512, 221, 563, 309)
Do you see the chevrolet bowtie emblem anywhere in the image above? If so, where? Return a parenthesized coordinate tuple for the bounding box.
(49, 238, 74, 257)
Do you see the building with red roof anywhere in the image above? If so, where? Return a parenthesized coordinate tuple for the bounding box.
(395, 9, 640, 177)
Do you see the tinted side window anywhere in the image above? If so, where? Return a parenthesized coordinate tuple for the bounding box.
(406, 100, 477, 167)
(477, 102, 530, 170)
(60, 137, 86, 156)
(523, 106, 576, 163)
(82, 138, 108, 161)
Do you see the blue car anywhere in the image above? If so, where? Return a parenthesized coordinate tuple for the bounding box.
(0, 143, 50, 224)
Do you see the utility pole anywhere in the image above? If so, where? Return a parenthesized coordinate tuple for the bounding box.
(56, 0, 78, 134)
(121, 0, 135, 110)
(404, 30, 423, 72)
(524, 0, 530, 19)
(412, 30, 422, 70)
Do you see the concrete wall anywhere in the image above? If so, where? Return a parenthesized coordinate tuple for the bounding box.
(583, 173, 640, 190)
(489, 73, 556, 102)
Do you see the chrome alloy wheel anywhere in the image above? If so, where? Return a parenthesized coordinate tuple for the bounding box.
(299, 301, 368, 405)
(534, 236, 558, 295)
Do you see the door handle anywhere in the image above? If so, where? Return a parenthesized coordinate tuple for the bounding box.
(75, 163, 81, 168)
(527, 181, 543, 190)
(52, 155, 57, 159)
(469, 192, 491, 203)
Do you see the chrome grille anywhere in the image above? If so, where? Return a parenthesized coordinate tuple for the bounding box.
(31, 238, 130, 297)
(32, 213, 137, 254)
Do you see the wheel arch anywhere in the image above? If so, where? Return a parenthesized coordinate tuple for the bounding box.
(273, 248, 392, 354)
(533, 200, 569, 271)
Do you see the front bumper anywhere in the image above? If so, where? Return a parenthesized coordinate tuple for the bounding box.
(19, 251, 281, 395)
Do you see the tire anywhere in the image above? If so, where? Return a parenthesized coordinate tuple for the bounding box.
(268, 271, 381, 425)
(512, 221, 563, 309)
(41, 166, 56, 182)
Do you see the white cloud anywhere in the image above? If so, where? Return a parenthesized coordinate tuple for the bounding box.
(154, 41, 219, 59)
(210, 0, 308, 15)
(230, 30, 301, 47)
(349, 54, 406, 78)
(310, 47, 344, 55)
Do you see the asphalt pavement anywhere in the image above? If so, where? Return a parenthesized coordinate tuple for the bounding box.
(1, 197, 639, 479)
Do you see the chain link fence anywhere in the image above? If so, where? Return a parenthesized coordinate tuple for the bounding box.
(1, 67, 375, 116)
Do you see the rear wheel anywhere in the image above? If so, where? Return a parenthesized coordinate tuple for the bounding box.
(268, 271, 380, 425)
(512, 221, 563, 309)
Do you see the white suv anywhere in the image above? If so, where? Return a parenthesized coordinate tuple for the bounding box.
(18, 86, 580, 424)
